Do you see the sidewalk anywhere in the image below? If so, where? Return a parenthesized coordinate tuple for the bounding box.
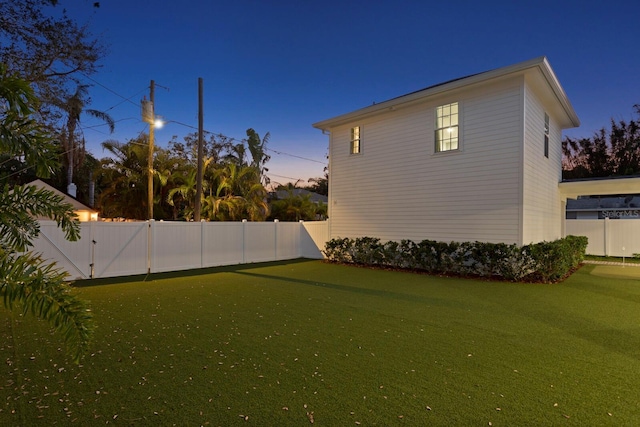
(583, 260, 640, 267)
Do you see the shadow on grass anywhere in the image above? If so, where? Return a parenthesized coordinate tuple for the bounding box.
(72, 258, 315, 288)
(233, 270, 455, 307)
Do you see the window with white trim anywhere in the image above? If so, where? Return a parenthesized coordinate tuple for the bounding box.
(350, 126, 361, 154)
(435, 102, 459, 152)
(544, 113, 550, 158)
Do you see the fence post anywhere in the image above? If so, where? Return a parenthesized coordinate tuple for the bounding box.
(89, 221, 96, 279)
(147, 219, 155, 274)
(299, 220, 304, 258)
(242, 219, 247, 263)
(201, 219, 205, 269)
(274, 219, 279, 261)
(604, 217, 609, 256)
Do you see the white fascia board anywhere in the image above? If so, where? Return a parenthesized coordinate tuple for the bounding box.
(559, 177, 640, 199)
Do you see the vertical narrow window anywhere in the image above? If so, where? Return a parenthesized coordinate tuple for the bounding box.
(350, 126, 361, 154)
(435, 102, 459, 152)
(544, 113, 550, 158)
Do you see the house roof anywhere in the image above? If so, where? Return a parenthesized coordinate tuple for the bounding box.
(567, 195, 640, 211)
(27, 179, 97, 213)
(273, 188, 328, 204)
(313, 56, 580, 131)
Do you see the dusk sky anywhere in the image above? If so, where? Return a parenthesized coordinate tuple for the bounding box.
(67, 0, 639, 187)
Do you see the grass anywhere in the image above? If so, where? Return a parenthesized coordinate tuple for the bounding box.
(1, 259, 639, 426)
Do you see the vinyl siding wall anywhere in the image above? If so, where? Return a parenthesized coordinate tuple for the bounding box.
(328, 77, 525, 244)
(521, 82, 564, 244)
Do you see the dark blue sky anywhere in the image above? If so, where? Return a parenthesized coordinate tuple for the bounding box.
(69, 0, 640, 186)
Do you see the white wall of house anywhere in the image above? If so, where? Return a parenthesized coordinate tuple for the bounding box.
(521, 80, 564, 244)
(328, 77, 527, 244)
(319, 58, 579, 246)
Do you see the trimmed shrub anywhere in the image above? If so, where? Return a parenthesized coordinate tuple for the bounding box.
(323, 235, 587, 283)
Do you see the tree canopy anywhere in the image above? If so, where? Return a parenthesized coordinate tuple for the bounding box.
(0, 0, 105, 108)
(563, 105, 640, 179)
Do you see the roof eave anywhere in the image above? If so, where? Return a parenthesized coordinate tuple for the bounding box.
(313, 56, 580, 131)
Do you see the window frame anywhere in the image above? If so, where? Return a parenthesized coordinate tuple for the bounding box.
(434, 102, 460, 153)
(350, 126, 361, 155)
(544, 113, 550, 158)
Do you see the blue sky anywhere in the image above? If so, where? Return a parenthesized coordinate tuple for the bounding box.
(68, 0, 640, 186)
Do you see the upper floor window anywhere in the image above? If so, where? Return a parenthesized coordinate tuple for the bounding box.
(350, 126, 361, 154)
(544, 113, 550, 158)
(435, 102, 459, 152)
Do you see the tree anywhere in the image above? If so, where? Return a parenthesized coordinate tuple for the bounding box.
(270, 190, 318, 221)
(245, 128, 271, 186)
(203, 164, 269, 221)
(306, 169, 328, 196)
(563, 105, 640, 179)
(0, 63, 92, 363)
(96, 138, 151, 220)
(0, 0, 105, 109)
(53, 84, 114, 190)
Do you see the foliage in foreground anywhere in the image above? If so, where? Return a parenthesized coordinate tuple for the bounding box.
(323, 235, 588, 282)
(0, 62, 92, 363)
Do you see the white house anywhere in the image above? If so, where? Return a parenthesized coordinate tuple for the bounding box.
(313, 57, 581, 245)
(28, 179, 99, 222)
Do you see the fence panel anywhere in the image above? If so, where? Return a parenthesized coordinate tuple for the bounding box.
(566, 220, 606, 256)
(31, 221, 92, 280)
(244, 222, 277, 263)
(606, 220, 640, 257)
(301, 220, 329, 259)
(202, 222, 245, 267)
(152, 221, 203, 273)
(30, 220, 329, 279)
(93, 222, 149, 278)
(276, 221, 301, 260)
(566, 219, 640, 257)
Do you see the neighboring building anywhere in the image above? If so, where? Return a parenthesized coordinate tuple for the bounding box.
(28, 179, 99, 222)
(313, 57, 580, 245)
(272, 188, 328, 205)
(566, 195, 640, 220)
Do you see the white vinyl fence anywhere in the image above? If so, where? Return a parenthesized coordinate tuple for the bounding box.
(31, 220, 329, 280)
(566, 219, 640, 257)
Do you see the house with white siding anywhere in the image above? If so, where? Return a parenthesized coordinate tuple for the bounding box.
(313, 57, 580, 245)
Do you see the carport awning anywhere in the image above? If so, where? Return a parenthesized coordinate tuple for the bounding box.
(559, 177, 640, 199)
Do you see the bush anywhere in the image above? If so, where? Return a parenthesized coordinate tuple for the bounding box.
(323, 235, 587, 283)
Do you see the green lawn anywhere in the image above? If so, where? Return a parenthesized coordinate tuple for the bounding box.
(1, 260, 639, 426)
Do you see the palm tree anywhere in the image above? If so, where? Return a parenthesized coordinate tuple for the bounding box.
(203, 163, 269, 221)
(246, 128, 271, 186)
(0, 63, 92, 363)
(97, 138, 149, 219)
(166, 157, 212, 220)
(55, 84, 115, 191)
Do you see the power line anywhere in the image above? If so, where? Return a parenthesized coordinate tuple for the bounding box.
(165, 120, 328, 165)
(78, 77, 328, 166)
(81, 73, 143, 109)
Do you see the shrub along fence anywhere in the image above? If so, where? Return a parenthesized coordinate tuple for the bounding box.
(323, 235, 588, 283)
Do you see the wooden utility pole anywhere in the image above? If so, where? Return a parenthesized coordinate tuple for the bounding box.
(194, 77, 204, 221)
(148, 80, 155, 220)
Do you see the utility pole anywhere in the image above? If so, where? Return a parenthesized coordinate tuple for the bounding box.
(194, 77, 204, 221)
(147, 80, 155, 220)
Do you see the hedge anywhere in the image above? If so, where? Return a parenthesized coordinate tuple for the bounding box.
(323, 235, 588, 283)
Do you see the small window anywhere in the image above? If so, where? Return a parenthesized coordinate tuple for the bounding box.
(544, 113, 550, 158)
(435, 102, 459, 152)
(350, 126, 361, 154)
